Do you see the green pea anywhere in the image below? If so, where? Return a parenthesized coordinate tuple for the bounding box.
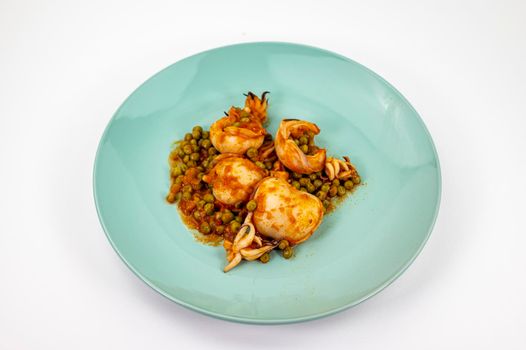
(234, 215, 243, 223)
(321, 184, 330, 193)
(192, 126, 203, 133)
(278, 240, 289, 250)
(193, 210, 201, 220)
(184, 133, 193, 141)
(190, 153, 200, 161)
(166, 193, 176, 203)
(187, 160, 196, 167)
(294, 139, 300, 146)
(201, 139, 212, 149)
(190, 139, 197, 145)
(316, 191, 327, 200)
(307, 183, 316, 193)
(240, 117, 250, 123)
(232, 122, 241, 127)
(329, 186, 338, 197)
(352, 176, 361, 184)
(203, 193, 214, 203)
(174, 175, 184, 184)
(246, 200, 257, 212)
(246, 147, 258, 159)
(332, 179, 340, 186)
(171, 166, 182, 177)
(344, 180, 354, 190)
(182, 185, 192, 193)
(255, 161, 266, 169)
(300, 144, 309, 153)
(221, 211, 234, 224)
(337, 186, 346, 196)
(202, 131, 209, 139)
(313, 179, 323, 189)
(192, 129, 201, 140)
(183, 145, 193, 154)
(259, 253, 270, 263)
(182, 191, 192, 200)
(300, 187, 307, 192)
(309, 173, 318, 181)
(192, 144, 199, 152)
(183, 155, 190, 163)
(176, 148, 185, 157)
(179, 164, 188, 173)
(200, 222, 211, 234)
(204, 203, 215, 215)
(208, 147, 218, 156)
(215, 225, 225, 234)
(196, 200, 206, 209)
(323, 199, 331, 208)
(282, 246, 293, 259)
(292, 172, 302, 179)
(299, 178, 310, 186)
(299, 136, 308, 145)
(291, 181, 300, 189)
(230, 221, 241, 233)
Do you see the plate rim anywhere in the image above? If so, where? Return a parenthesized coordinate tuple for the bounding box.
(92, 41, 442, 324)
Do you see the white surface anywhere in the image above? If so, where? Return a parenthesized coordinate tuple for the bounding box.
(1, 0, 525, 348)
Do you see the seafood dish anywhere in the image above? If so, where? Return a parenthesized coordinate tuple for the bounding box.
(166, 92, 361, 272)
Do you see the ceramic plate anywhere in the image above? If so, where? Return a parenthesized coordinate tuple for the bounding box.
(93, 42, 441, 324)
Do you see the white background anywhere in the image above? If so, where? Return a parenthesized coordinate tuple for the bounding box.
(1, 0, 525, 349)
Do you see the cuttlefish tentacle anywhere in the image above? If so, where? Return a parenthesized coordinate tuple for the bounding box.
(232, 213, 255, 252)
(223, 212, 276, 272)
(324, 157, 358, 181)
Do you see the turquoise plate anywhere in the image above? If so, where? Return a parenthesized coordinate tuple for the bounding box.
(93, 42, 441, 324)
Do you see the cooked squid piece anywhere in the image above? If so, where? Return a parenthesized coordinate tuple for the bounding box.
(209, 113, 265, 154)
(222, 176, 324, 272)
(252, 177, 324, 244)
(209, 92, 269, 154)
(325, 156, 359, 181)
(275, 119, 326, 174)
(244, 91, 269, 124)
(202, 155, 266, 206)
(223, 212, 276, 272)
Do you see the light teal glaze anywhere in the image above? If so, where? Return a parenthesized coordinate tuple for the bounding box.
(93, 42, 441, 324)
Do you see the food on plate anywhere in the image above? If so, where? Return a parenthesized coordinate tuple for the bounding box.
(252, 177, 324, 245)
(274, 119, 327, 174)
(166, 92, 361, 271)
(209, 92, 268, 154)
(202, 154, 266, 206)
